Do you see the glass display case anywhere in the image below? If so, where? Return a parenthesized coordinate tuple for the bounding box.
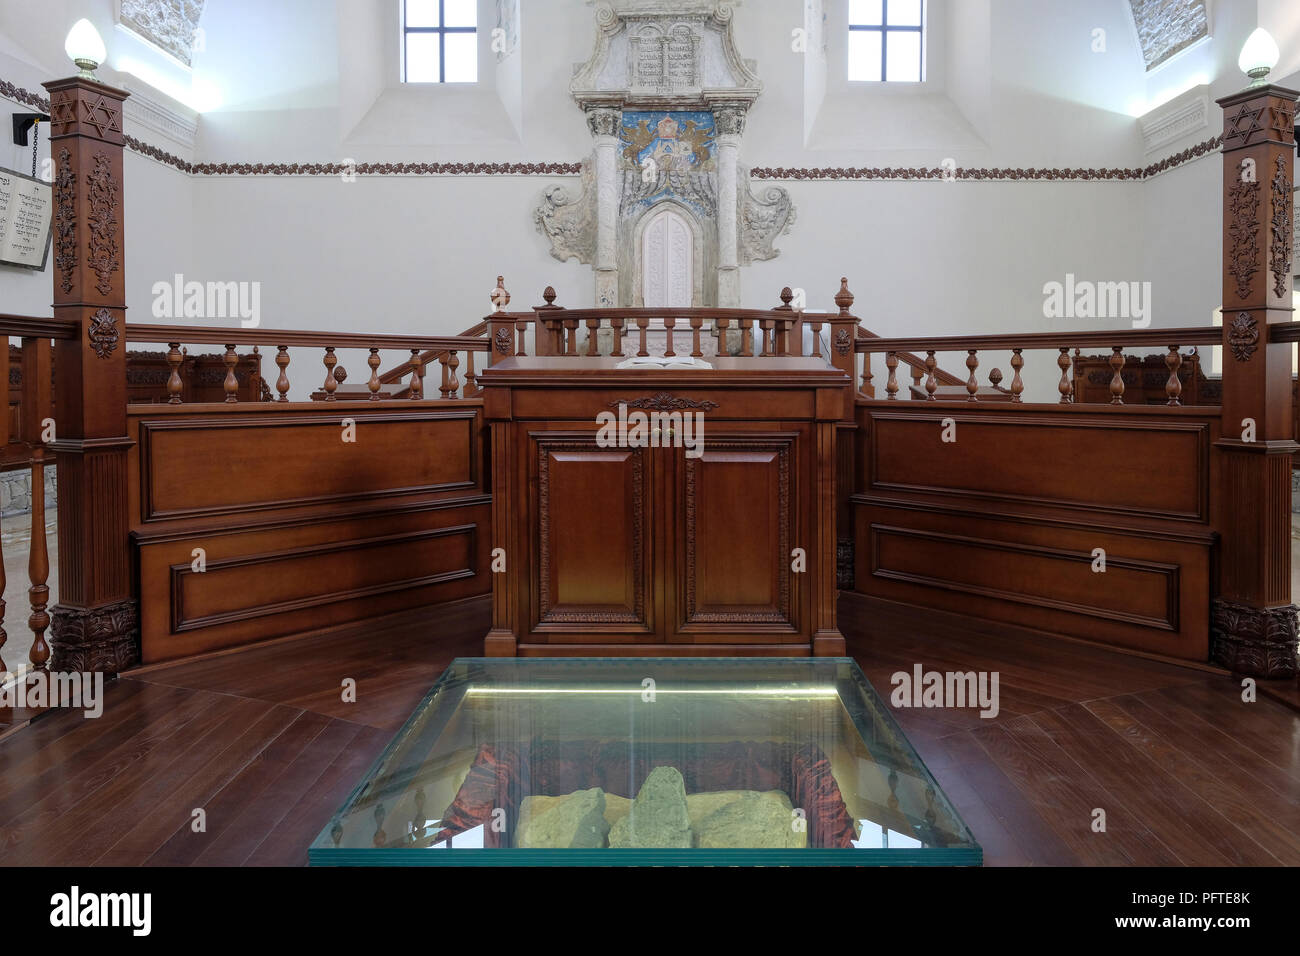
(310, 658, 981, 865)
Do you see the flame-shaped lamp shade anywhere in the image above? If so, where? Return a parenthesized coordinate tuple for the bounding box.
(1238, 28, 1280, 85)
(65, 19, 106, 78)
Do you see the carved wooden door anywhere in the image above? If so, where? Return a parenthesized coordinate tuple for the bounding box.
(642, 207, 693, 308)
(527, 430, 659, 641)
(667, 424, 805, 643)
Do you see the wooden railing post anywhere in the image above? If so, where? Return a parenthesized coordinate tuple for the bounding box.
(1211, 78, 1299, 678)
(486, 276, 515, 365)
(42, 72, 137, 672)
(828, 278, 861, 411)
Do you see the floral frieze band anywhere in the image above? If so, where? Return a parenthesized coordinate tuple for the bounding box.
(0, 74, 1226, 183)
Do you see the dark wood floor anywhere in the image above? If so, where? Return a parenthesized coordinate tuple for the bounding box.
(2, 593, 1298, 866)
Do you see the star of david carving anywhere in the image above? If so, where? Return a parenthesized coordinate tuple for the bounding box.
(49, 94, 77, 134)
(81, 95, 120, 139)
(1225, 103, 1266, 146)
(1270, 106, 1295, 142)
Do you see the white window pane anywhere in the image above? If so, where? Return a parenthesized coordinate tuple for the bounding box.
(885, 31, 921, 81)
(444, 32, 477, 82)
(406, 33, 440, 82)
(405, 0, 439, 28)
(443, 0, 477, 27)
(889, 0, 923, 27)
(850, 0, 882, 26)
(848, 31, 882, 81)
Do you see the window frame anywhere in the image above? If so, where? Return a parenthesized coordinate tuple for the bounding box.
(849, 0, 926, 83)
(402, 0, 478, 84)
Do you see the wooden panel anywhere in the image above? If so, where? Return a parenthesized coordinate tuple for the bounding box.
(867, 410, 1210, 521)
(171, 525, 476, 632)
(853, 499, 1210, 660)
(136, 409, 478, 522)
(870, 524, 1178, 631)
(677, 436, 797, 633)
(531, 436, 652, 636)
(137, 502, 491, 662)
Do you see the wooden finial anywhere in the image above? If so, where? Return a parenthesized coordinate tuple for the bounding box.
(777, 287, 794, 310)
(491, 276, 511, 311)
(835, 277, 855, 315)
(542, 286, 557, 307)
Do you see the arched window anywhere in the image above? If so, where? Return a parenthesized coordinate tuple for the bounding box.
(402, 0, 477, 83)
(849, 0, 925, 83)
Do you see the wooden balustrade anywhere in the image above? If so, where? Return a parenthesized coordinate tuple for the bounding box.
(124, 325, 489, 404)
(856, 326, 1223, 405)
(0, 315, 77, 684)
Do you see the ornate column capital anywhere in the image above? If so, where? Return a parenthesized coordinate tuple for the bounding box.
(586, 106, 623, 141)
(713, 104, 747, 140)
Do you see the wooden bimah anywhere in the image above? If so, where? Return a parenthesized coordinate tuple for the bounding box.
(479, 356, 850, 657)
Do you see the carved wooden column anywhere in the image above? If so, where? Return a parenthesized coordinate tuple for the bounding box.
(588, 107, 621, 310)
(1211, 82, 1298, 678)
(42, 74, 137, 672)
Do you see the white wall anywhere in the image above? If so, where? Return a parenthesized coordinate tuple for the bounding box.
(0, 0, 1281, 374)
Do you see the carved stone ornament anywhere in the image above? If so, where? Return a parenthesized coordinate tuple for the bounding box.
(586, 107, 622, 139)
(1271, 155, 1293, 298)
(609, 392, 720, 411)
(88, 308, 120, 359)
(738, 169, 795, 264)
(713, 105, 746, 137)
(1211, 598, 1298, 679)
(570, 2, 762, 109)
(1228, 179, 1261, 300)
(535, 160, 597, 264)
(1228, 312, 1259, 362)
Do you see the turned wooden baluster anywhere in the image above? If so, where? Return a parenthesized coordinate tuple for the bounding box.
(910, 363, 923, 392)
(322, 346, 339, 402)
(885, 352, 900, 400)
(27, 446, 49, 669)
(1010, 349, 1024, 403)
(924, 351, 938, 400)
(564, 317, 579, 356)
(861, 353, 873, 395)
(610, 317, 625, 357)
(408, 349, 423, 400)
(586, 318, 600, 357)
(664, 316, 676, 357)
(637, 316, 649, 357)
(463, 350, 478, 396)
(1108, 346, 1125, 405)
(441, 351, 460, 399)
(166, 342, 183, 404)
(741, 318, 754, 357)
(1057, 347, 1073, 403)
(965, 350, 979, 401)
(690, 316, 703, 358)
(759, 318, 773, 357)
(275, 346, 291, 401)
(367, 348, 381, 400)
(223, 345, 239, 402)
(1165, 346, 1183, 406)
(514, 316, 528, 356)
(808, 319, 823, 358)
